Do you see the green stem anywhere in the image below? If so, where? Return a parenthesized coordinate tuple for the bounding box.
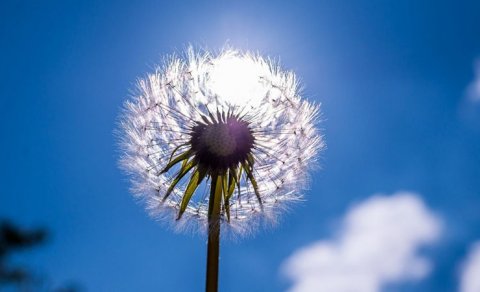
(206, 175, 222, 292)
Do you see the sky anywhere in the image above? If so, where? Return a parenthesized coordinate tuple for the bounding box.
(1, 0, 480, 291)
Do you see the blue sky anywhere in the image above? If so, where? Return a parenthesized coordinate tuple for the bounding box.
(1, 0, 480, 291)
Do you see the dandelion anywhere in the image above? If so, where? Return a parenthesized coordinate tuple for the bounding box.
(118, 47, 324, 292)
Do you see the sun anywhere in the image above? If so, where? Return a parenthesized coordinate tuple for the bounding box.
(208, 52, 268, 106)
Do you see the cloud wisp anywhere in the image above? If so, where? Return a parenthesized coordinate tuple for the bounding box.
(281, 192, 442, 292)
(460, 241, 480, 292)
(467, 59, 480, 103)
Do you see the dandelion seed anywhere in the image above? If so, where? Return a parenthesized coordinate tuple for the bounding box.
(118, 47, 324, 292)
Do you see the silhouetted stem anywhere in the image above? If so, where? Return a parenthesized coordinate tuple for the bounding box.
(206, 175, 222, 292)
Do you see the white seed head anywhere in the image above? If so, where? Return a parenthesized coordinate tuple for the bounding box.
(118, 47, 325, 237)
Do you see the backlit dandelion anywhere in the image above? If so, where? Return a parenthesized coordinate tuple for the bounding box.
(118, 47, 324, 291)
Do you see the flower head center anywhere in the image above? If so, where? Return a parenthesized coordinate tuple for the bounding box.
(202, 123, 237, 157)
(190, 116, 254, 171)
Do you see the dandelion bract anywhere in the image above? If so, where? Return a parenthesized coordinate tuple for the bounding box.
(119, 48, 324, 236)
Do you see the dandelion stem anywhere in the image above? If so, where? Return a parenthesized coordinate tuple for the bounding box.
(206, 175, 222, 292)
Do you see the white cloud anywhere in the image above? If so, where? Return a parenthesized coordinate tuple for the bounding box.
(281, 192, 442, 292)
(467, 59, 480, 103)
(460, 242, 480, 292)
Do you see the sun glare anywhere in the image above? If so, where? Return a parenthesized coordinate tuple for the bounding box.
(208, 53, 267, 106)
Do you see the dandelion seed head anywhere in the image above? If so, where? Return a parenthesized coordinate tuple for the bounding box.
(118, 47, 325, 236)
